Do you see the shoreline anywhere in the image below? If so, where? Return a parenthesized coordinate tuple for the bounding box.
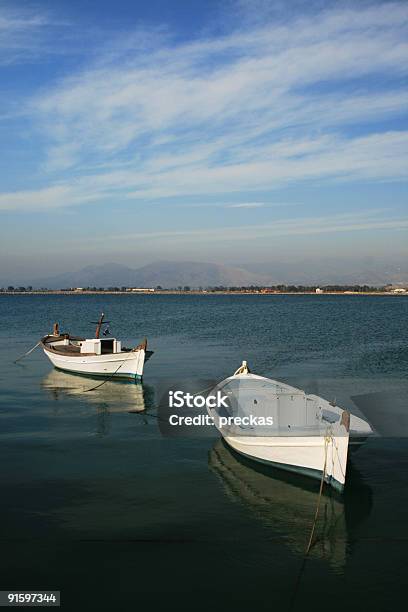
(0, 290, 406, 296)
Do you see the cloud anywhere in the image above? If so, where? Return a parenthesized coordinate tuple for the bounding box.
(0, 186, 71, 211)
(65, 210, 408, 251)
(226, 203, 265, 208)
(0, 6, 64, 65)
(1, 1, 408, 211)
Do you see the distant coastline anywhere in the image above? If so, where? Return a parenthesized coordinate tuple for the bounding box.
(0, 288, 406, 296)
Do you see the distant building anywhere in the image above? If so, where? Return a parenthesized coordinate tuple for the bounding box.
(129, 288, 155, 292)
(315, 287, 323, 294)
(385, 284, 407, 293)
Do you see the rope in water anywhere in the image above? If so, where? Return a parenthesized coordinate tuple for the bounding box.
(305, 433, 330, 554)
(13, 341, 41, 363)
(289, 433, 332, 611)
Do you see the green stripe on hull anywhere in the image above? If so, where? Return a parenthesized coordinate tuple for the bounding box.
(53, 366, 142, 383)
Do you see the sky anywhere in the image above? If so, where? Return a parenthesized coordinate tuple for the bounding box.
(0, 0, 407, 281)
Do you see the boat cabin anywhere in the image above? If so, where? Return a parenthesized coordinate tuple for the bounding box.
(80, 338, 121, 355)
(46, 314, 122, 355)
(47, 336, 122, 355)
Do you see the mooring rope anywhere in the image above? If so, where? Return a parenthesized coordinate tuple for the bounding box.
(13, 341, 41, 363)
(305, 433, 330, 554)
(192, 383, 217, 398)
(289, 432, 332, 611)
(84, 350, 142, 392)
(330, 434, 347, 480)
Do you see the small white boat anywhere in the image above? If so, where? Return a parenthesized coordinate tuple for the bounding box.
(207, 362, 373, 491)
(41, 313, 152, 381)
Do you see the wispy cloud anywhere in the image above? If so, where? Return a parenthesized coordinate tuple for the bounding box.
(0, 5, 72, 65)
(226, 203, 265, 208)
(65, 209, 408, 250)
(1, 1, 408, 211)
(0, 8, 46, 62)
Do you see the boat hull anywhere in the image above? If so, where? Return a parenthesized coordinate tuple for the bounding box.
(224, 434, 349, 491)
(43, 346, 146, 380)
(207, 371, 358, 492)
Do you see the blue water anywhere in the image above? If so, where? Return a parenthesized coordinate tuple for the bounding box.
(0, 294, 407, 611)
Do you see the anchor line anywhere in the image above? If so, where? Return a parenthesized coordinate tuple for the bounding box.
(84, 349, 143, 392)
(13, 341, 41, 363)
(305, 433, 330, 554)
(289, 433, 331, 611)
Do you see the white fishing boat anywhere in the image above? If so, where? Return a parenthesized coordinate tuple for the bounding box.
(207, 362, 373, 491)
(41, 313, 152, 381)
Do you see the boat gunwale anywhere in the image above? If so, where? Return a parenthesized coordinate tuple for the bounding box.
(41, 336, 144, 360)
(41, 339, 94, 357)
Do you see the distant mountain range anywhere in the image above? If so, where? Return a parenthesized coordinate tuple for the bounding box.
(3, 259, 408, 289)
(28, 261, 271, 289)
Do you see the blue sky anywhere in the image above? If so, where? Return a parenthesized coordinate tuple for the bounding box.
(0, 0, 407, 280)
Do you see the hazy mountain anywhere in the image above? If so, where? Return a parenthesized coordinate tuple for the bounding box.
(4, 257, 408, 289)
(124, 261, 271, 288)
(29, 261, 271, 289)
(33, 263, 140, 289)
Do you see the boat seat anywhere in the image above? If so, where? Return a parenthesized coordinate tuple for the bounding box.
(52, 345, 82, 355)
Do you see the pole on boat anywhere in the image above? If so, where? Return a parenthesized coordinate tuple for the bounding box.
(95, 313, 105, 339)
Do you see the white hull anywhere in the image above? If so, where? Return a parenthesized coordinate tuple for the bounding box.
(224, 433, 349, 491)
(43, 346, 146, 380)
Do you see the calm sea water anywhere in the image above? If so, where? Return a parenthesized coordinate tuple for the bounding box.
(1, 294, 407, 611)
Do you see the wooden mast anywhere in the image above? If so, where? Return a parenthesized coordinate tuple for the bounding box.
(95, 312, 104, 339)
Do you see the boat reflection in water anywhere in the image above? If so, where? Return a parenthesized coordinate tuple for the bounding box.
(209, 438, 372, 572)
(42, 368, 151, 414)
